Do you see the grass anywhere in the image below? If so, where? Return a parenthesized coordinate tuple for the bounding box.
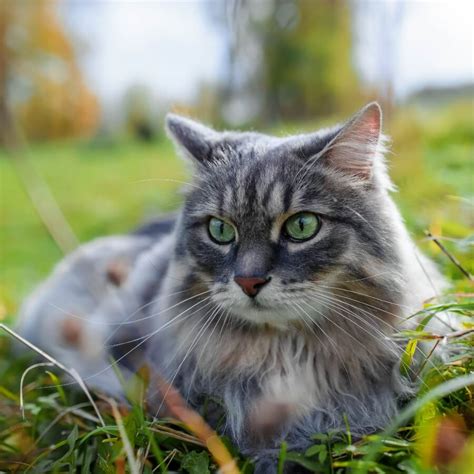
(0, 136, 187, 307)
(0, 101, 473, 472)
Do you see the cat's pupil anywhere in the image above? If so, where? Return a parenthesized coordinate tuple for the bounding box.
(299, 218, 305, 231)
(219, 222, 224, 235)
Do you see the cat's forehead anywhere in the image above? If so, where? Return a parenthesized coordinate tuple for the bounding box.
(225, 160, 296, 220)
(194, 145, 324, 223)
(208, 128, 334, 160)
(187, 126, 349, 222)
(207, 131, 281, 162)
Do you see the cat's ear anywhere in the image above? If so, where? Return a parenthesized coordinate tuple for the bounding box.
(318, 102, 382, 181)
(165, 114, 217, 165)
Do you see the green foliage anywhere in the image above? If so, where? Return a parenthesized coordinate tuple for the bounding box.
(211, 0, 363, 124)
(262, 0, 362, 120)
(182, 451, 211, 474)
(0, 137, 186, 306)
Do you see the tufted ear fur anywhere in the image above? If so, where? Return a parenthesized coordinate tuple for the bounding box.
(166, 104, 384, 182)
(318, 102, 382, 180)
(165, 114, 218, 165)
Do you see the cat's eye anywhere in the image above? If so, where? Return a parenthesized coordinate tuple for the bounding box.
(208, 217, 236, 244)
(284, 212, 320, 242)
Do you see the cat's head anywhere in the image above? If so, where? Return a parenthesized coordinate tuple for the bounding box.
(166, 103, 403, 328)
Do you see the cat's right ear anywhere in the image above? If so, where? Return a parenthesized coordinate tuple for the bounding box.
(165, 114, 217, 166)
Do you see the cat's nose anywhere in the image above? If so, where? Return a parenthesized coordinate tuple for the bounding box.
(234, 276, 271, 297)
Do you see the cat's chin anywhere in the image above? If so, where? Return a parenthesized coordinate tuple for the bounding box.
(227, 302, 300, 330)
(212, 290, 324, 329)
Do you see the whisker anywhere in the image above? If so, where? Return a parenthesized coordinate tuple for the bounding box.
(304, 284, 410, 318)
(102, 289, 214, 346)
(107, 301, 215, 349)
(309, 286, 454, 343)
(308, 289, 398, 333)
(292, 301, 351, 376)
(302, 296, 399, 358)
(187, 304, 227, 393)
(151, 305, 221, 420)
(337, 270, 397, 284)
(302, 295, 423, 386)
(305, 291, 447, 388)
(299, 298, 375, 354)
(292, 302, 329, 351)
(45, 287, 211, 327)
(306, 296, 439, 387)
(162, 305, 219, 371)
(42, 296, 214, 390)
(302, 292, 445, 390)
(310, 288, 450, 370)
(114, 287, 209, 323)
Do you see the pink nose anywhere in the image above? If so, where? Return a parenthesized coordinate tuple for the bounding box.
(234, 276, 271, 297)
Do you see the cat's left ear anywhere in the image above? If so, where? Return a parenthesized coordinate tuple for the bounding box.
(165, 114, 217, 165)
(318, 102, 382, 181)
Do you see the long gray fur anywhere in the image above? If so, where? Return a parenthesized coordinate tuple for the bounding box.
(17, 103, 446, 473)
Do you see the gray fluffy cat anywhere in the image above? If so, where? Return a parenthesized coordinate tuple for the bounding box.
(17, 103, 446, 472)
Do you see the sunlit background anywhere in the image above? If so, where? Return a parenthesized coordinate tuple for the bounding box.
(0, 0, 473, 308)
(0, 2, 473, 471)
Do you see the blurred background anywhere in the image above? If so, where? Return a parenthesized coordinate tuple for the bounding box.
(0, 0, 473, 313)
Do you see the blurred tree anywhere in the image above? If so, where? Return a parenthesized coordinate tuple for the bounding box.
(263, 0, 362, 120)
(0, 0, 99, 143)
(352, 1, 405, 117)
(123, 84, 156, 142)
(212, 0, 363, 124)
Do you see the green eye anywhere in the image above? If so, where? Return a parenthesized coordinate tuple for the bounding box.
(284, 212, 320, 242)
(208, 217, 236, 244)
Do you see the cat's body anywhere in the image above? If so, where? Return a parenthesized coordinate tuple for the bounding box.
(17, 104, 446, 471)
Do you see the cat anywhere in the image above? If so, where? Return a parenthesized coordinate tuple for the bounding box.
(17, 103, 447, 472)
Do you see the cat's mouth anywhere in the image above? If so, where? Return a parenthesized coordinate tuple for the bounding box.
(212, 283, 297, 326)
(230, 303, 294, 329)
(247, 298, 267, 309)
